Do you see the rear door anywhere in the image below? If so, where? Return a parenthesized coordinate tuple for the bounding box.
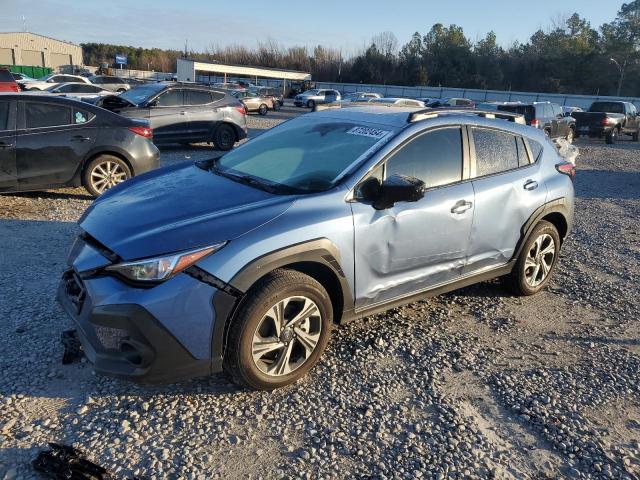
(15, 101, 97, 188)
(464, 127, 548, 274)
(0, 99, 16, 190)
(149, 89, 187, 142)
(185, 90, 221, 141)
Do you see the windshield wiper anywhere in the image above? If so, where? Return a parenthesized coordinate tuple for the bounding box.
(208, 160, 301, 195)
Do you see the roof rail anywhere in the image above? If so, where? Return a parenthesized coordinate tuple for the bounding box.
(408, 107, 526, 125)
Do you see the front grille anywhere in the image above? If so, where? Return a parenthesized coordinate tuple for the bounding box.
(62, 270, 86, 314)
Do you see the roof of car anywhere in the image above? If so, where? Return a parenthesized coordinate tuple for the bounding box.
(311, 105, 424, 127)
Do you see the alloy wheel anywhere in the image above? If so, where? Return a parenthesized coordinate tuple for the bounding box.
(524, 233, 556, 287)
(251, 296, 322, 377)
(90, 161, 128, 194)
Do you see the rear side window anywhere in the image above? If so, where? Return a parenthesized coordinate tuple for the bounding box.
(156, 90, 184, 107)
(473, 128, 519, 176)
(211, 92, 225, 102)
(528, 139, 543, 162)
(516, 137, 530, 166)
(0, 69, 14, 82)
(25, 103, 71, 128)
(0, 101, 9, 130)
(186, 90, 213, 105)
(386, 127, 463, 189)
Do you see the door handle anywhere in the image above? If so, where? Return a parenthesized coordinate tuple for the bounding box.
(451, 200, 473, 214)
(523, 179, 538, 191)
(70, 136, 91, 142)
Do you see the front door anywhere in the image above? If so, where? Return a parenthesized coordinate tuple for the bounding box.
(15, 101, 96, 188)
(150, 89, 188, 143)
(0, 99, 16, 190)
(464, 127, 548, 274)
(352, 126, 474, 310)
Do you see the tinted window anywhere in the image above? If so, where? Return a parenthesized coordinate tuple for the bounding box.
(473, 128, 519, 176)
(386, 127, 462, 188)
(91, 77, 104, 84)
(498, 105, 535, 123)
(73, 109, 94, 124)
(0, 101, 9, 130)
(528, 139, 543, 162)
(589, 102, 624, 114)
(516, 137, 530, 166)
(156, 90, 184, 107)
(25, 103, 71, 128)
(211, 92, 225, 102)
(551, 104, 562, 117)
(186, 90, 213, 105)
(0, 69, 14, 82)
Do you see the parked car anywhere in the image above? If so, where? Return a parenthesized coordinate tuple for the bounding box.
(572, 101, 640, 144)
(0, 69, 20, 92)
(562, 106, 582, 117)
(10, 72, 35, 82)
(40, 82, 113, 100)
(250, 86, 284, 108)
(423, 97, 475, 108)
(18, 73, 91, 91)
(293, 89, 341, 108)
(495, 102, 576, 142)
(232, 91, 274, 115)
(57, 105, 574, 390)
(340, 92, 382, 103)
(0, 94, 159, 196)
(88, 75, 131, 93)
(370, 97, 426, 107)
(92, 83, 247, 150)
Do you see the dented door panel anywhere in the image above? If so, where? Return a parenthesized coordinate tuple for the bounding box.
(352, 182, 475, 310)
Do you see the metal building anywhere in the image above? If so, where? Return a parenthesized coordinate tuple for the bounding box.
(176, 58, 311, 85)
(0, 32, 83, 70)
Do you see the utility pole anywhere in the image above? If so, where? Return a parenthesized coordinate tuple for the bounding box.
(610, 57, 627, 97)
(21, 15, 26, 32)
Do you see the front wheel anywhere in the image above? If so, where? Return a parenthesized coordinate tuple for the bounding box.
(213, 124, 236, 151)
(224, 269, 333, 390)
(307, 100, 315, 109)
(503, 221, 561, 296)
(83, 155, 131, 197)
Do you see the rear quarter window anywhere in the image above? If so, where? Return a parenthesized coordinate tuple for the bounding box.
(528, 139, 543, 162)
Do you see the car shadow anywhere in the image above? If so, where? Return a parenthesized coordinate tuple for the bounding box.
(2, 189, 93, 201)
(575, 169, 640, 200)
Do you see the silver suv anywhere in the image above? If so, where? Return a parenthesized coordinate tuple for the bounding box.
(294, 89, 341, 108)
(88, 75, 132, 93)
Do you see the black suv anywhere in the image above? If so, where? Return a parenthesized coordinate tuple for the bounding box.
(495, 102, 576, 142)
(91, 83, 248, 150)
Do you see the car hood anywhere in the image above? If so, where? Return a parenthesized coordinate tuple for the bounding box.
(80, 161, 296, 260)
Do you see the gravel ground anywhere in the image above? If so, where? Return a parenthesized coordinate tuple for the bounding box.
(1, 108, 639, 479)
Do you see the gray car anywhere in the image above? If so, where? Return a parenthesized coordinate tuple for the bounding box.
(93, 83, 248, 150)
(294, 89, 341, 108)
(88, 75, 132, 93)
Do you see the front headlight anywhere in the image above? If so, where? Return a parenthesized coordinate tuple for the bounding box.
(106, 243, 226, 283)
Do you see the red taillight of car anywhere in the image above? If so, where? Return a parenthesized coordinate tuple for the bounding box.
(556, 161, 576, 180)
(129, 126, 153, 138)
(601, 117, 610, 126)
(10, 84, 19, 92)
(530, 119, 540, 128)
(235, 105, 247, 116)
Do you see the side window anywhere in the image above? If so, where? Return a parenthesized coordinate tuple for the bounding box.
(156, 90, 184, 107)
(73, 109, 94, 124)
(0, 101, 9, 130)
(211, 92, 225, 102)
(92, 77, 103, 84)
(516, 137, 530, 166)
(473, 128, 519, 176)
(186, 90, 213, 105)
(386, 127, 463, 189)
(528, 139, 543, 162)
(25, 103, 71, 128)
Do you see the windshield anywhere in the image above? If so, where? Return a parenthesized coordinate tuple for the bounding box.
(38, 74, 54, 81)
(589, 102, 624, 114)
(119, 84, 166, 105)
(498, 104, 535, 122)
(303, 89, 319, 95)
(215, 116, 396, 193)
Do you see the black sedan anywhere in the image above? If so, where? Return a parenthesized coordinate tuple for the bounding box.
(0, 94, 159, 197)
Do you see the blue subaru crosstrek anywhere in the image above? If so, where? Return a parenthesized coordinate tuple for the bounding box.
(58, 105, 575, 390)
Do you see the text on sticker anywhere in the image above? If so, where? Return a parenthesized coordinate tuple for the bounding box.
(347, 126, 390, 139)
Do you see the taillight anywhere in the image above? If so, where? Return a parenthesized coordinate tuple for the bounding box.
(601, 117, 610, 126)
(10, 84, 19, 92)
(556, 161, 576, 180)
(129, 126, 153, 138)
(530, 119, 540, 128)
(235, 105, 247, 115)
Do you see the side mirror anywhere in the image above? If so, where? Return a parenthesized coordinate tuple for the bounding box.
(360, 174, 426, 210)
(146, 99, 158, 108)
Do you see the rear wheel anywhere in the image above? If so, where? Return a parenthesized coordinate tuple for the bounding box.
(606, 128, 618, 144)
(258, 104, 268, 116)
(503, 221, 561, 296)
(224, 269, 333, 390)
(214, 124, 236, 151)
(83, 155, 131, 197)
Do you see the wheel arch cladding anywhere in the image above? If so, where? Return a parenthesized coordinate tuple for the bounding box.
(540, 211, 568, 243)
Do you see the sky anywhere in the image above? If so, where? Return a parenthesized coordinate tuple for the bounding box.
(0, 0, 623, 54)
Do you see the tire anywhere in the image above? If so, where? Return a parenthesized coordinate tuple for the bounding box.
(503, 221, 561, 296)
(116, 88, 126, 93)
(566, 127, 575, 144)
(258, 104, 268, 116)
(213, 124, 236, 151)
(83, 154, 132, 197)
(606, 128, 618, 144)
(307, 100, 315, 109)
(224, 269, 333, 390)
(272, 101, 281, 111)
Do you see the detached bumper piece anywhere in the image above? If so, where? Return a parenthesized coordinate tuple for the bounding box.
(32, 443, 114, 480)
(57, 271, 210, 384)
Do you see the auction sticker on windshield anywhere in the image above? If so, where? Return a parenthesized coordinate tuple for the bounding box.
(347, 126, 390, 139)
